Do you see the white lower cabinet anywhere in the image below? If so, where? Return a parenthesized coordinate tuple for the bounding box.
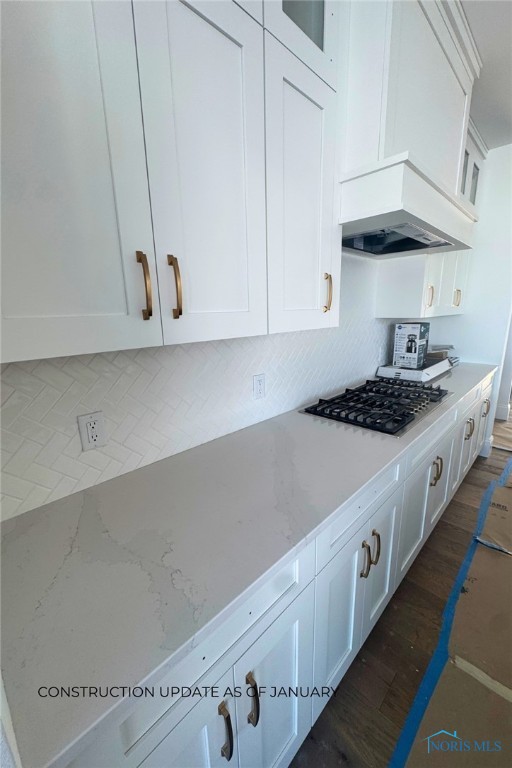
(397, 432, 453, 582)
(361, 486, 403, 641)
(475, 387, 493, 458)
(137, 583, 314, 768)
(459, 402, 481, 478)
(313, 521, 365, 723)
(65, 373, 497, 768)
(234, 582, 314, 768)
(140, 669, 238, 768)
(313, 485, 403, 723)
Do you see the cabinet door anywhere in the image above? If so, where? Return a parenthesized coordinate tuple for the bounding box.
(439, 252, 470, 316)
(361, 486, 403, 641)
(313, 524, 365, 723)
(438, 252, 458, 314)
(448, 419, 466, 496)
(263, 0, 340, 88)
(452, 252, 470, 314)
(475, 392, 492, 459)
(460, 406, 479, 477)
(234, 583, 314, 768)
(384, 1, 470, 194)
(265, 32, 339, 333)
(425, 432, 454, 532)
(1, 1, 162, 363)
(397, 457, 433, 582)
(423, 254, 444, 317)
(140, 669, 238, 768)
(134, 0, 267, 344)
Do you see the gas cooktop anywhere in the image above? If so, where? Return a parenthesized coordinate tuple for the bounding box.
(304, 379, 450, 436)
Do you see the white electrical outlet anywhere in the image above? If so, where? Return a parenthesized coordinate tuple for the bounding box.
(77, 411, 107, 451)
(253, 373, 266, 400)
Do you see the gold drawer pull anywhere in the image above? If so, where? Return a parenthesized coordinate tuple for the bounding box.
(323, 273, 333, 312)
(218, 701, 234, 761)
(167, 255, 183, 319)
(360, 541, 371, 578)
(370, 529, 381, 566)
(246, 672, 260, 727)
(464, 417, 475, 440)
(454, 288, 462, 307)
(136, 250, 153, 320)
(430, 458, 440, 486)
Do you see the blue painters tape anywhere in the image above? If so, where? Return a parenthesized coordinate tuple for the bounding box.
(498, 456, 512, 486)
(388, 457, 512, 768)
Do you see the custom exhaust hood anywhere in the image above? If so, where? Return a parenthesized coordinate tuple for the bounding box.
(340, 154, 477, 258)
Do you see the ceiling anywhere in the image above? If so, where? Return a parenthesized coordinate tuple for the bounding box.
(462, 0, 512, 149)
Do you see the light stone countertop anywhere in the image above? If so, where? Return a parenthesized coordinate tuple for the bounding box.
(1, 363, 496, 768)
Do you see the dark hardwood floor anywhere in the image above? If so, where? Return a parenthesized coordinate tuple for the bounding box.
(291, 448, 510, 768)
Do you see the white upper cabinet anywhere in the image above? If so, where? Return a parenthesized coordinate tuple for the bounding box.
(265, 33, 339, 334)
(460, 120, 487, 208)
(438, 251, 471, 315)
(375, 251, 469, 319)
(134, 0, 267, 345)
(234, 0, 263, 25)
(264, 0, 340, 88)
(342, 1, 480, 197)
(1, 1, 163, 363)
(384, 1, 469, 194)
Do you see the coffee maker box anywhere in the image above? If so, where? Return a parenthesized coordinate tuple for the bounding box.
(393, 322, 430, 369)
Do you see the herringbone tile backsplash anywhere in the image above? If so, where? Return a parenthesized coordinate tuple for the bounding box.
(1, 256, 391, 521)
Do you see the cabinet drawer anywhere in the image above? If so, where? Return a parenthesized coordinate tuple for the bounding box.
(457, 383, 482, 420)
(316, 461, 403, 572)
(119, 541, 315, 754)
(406, 408, 457, 474)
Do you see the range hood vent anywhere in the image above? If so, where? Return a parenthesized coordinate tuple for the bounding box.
(343, 223, 452, 256)
(340, 155, 476, 258)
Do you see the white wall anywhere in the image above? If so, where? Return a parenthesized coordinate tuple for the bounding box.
(496, 316, 512, 420)
(429, 143, 512, 446)
(0, 254, 390, 522)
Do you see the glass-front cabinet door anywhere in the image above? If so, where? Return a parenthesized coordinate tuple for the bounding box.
(264, 0, 339, 88)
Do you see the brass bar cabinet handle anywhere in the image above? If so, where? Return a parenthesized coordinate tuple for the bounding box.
(218, 701, 234, 761)
(136, 251, 153, 320)
(483, 399, 491, 417)
(246, 672, 260, 727)
(167, 255, 183, 319)
(427, 284, 434, 308)
(430, 458, 440, 486)
(323, 273, 333, 313)
(360, 541, 371, 578)
(370, 529, 381, 566)
(454, 288, 462, 307)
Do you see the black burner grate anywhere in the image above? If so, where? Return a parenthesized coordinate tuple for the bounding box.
(304, 379, 448, 435)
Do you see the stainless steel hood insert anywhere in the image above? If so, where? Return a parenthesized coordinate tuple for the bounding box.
(342, 223, 452, 256)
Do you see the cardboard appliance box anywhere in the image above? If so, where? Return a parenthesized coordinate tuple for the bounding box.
(393, 322, 430, 369)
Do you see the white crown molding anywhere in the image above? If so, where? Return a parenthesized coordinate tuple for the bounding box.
(439, 0, 482, 80)
(468, 117, 489, 159)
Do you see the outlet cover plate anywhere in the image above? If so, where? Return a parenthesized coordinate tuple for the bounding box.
(77, 411, 107, 451)
(253, 373, 266, 400)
